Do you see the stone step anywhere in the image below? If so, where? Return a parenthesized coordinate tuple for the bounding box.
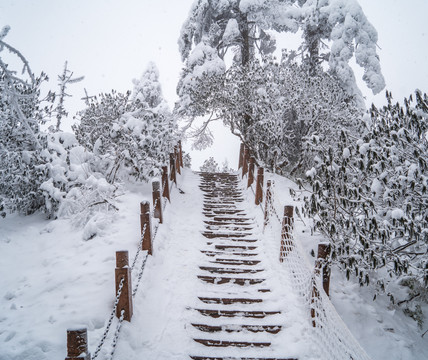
(203, 209, 245, 215)
(191, 323, 282, 334)
(198, 297, 263, 305)
(214, 245, 257, 251)
(203, 232, 253, 239)
(201, 250, 259, 257)
(195, 309, 280, 319)
(198, 276, 265, 286)
(203, 237, 257, 243)
(199, 266, 263, 274)
(193, 339, 271, 348)
(211, 259, 261, 266)
(211, 217, 252, 223)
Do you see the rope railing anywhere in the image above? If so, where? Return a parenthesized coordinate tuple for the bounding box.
(64, 141, 184, 360)
(237, 142, 372, 360)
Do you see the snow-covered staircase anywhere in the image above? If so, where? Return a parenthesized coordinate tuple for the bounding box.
(189, 172, 297, 360)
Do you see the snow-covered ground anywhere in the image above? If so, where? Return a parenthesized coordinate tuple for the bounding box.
(0, 168, 427, 360)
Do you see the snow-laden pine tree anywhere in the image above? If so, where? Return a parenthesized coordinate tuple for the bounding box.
(0, 26, 50, 216)
(295, 0, 385, 96)
(73, 62, 176, 183)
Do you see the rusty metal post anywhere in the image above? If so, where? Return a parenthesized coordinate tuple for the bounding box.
(174, 146, 181, 175)
(279, 205, 294, 262)
(169, 152, 176, 184)
(115, 251, 133, 321)
(318, 243, 331, 296)
(263, 180, 272, 228)
(178, 140, 183, 168)
(162, 166, 170, 202)
(65, 328, 91, 360)
(238, 143, 244, 169)
(152, 180, 163, 224)
(140, 201, 153, 255)
(255, 167, 264, 205)
(247, 157, 255, 188)
(242, 147, 249, 178)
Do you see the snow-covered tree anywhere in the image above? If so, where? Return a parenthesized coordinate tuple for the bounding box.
(200, 157, 220, 172)
(73, 63, 176, 183)
(176, 0, 299, 143)
(176, 0, 381, 161)
(0, 26, 50, 216)
(295, 0, 385, 96)
(301, 90, 427, 308)
(182, 54, 361, 174)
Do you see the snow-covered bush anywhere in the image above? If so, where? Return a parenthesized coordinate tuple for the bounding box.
(200, 157, 220, 173)
(40, 131, 121, 237)
(0, 26, 51, 216)
(74, 63, 176, 183)
(183, 151, 192, 168)
(302, 90, 428, 308)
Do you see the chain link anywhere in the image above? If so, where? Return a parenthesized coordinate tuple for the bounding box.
(132, 253, 149, 297)
(131, 223, 147, 271)
(91, 277, 125, 360)
(106, 309, 125, 360)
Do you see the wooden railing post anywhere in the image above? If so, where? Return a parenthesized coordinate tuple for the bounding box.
(238, 143, 244, 169)
(263, 179, 272, 227)
(140, 201, 153, 255)
(255, 167, 264, 205)
(279, 205, 294, 262)
(162, 166, 170, 202)
(65, 328, 91, 360)
(242, 147, 249, 177)
(318, 243, 331, 297)
(178, 140, 183, 168)
(152, 180, 163, 224)
(247, 157, 255, 188)
(169, 152, 176, 184)
(174, 146, 181, 175)
(115, 251, 133, 321)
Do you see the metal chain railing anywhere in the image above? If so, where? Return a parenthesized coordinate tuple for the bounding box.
(90, 163, 180, 360)
(106, 309, 125, 360)
(92, 277, 125, 360)
(132, 253, 149, 297)
(131, 223, 147, 271)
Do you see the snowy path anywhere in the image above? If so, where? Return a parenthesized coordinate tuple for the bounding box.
(113, 171, 312, 359)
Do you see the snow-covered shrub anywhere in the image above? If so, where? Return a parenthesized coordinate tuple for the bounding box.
(302, 90, 428, 308)
(40, 131, 121, 237)
(74, 63, 176, 183)
(200, 157, 220, 173)
(183, 151, 192, 168)
(0, 27, 51, 216)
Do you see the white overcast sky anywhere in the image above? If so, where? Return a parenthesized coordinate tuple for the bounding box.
(1, 0, 427, 170)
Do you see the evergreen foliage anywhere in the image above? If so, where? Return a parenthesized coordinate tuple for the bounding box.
(301, 91, 428, 305)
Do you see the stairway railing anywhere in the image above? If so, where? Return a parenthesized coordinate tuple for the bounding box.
(64, 141, 184, 360)
(238, 142, 372, 360)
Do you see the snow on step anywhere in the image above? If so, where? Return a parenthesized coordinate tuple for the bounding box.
(188, 172, 296, 360)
